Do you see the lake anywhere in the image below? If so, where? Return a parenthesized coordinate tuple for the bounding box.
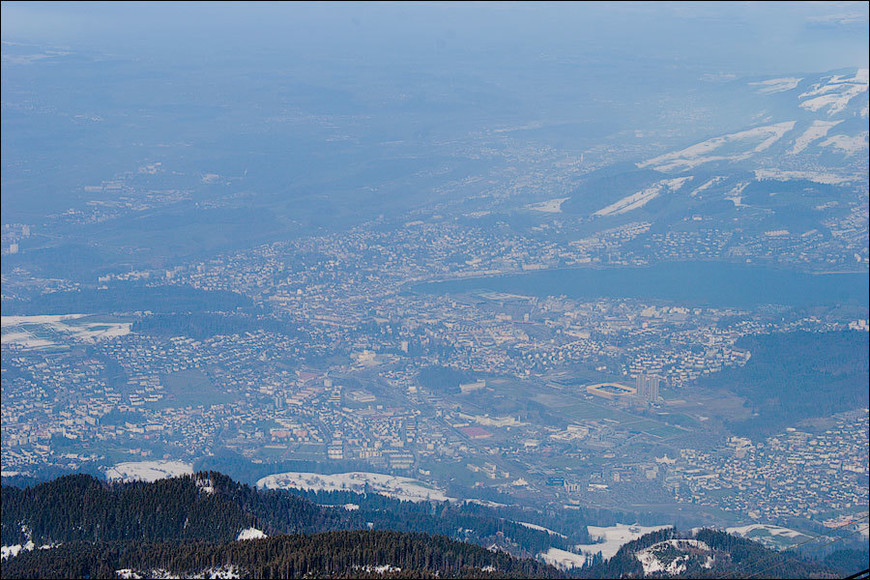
(412, 262, 869, 309)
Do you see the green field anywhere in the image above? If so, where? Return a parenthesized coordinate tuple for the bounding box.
(151, 368, 236, 409)
(536, 395, 684, 439)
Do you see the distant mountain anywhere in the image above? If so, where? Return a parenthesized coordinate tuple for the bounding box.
(558, 68, 868, 271)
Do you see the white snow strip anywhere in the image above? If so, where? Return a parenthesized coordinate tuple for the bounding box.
(354, 565, 402, 574)
(516, 522, 567, 538)
(527, 197, 569, 213)
(789, 120, 842, 154)
(592, 178, 689, 217)
(593, 185, 663, 216)
(257, 471, 452, 503)
(638, 122, 795, 172)
(749, 77, 802, 94)
(690, 176, 725, 197)
(104, 461, 193, 483)
(754, 169, 852, 185)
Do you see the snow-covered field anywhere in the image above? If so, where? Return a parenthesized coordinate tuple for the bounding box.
(538, 523, 671, 570)
(526, 197, 569, 213)
(638, 122, 795, 172)
(237, 528, 267, 541)
(581, 523, 673, 560)
(593, 178, 691, 217)
(257, 471, 452, 502)
(789, 120, 842, 155)
(821, 132, 869, 156)
(1, 315, 131, 350)
(105, 460, 193, 482)
(754, 168, 853, 185)
(726, 524, 812, 549)
(799, 69, 868, 116)
(749, 77, 802, 94)
(540, 547, 589, 570)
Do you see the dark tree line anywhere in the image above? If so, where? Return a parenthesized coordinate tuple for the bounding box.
(2, 284, 252, 316)
(0, 531, 563, 579)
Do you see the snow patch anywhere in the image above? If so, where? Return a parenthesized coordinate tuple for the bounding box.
(257, 471, 452, 503)
(820, 132, 869, 156)
(788, 120, 842, 154)
(1, 315, 132, 350)
(105, 460, 193, 483)
(799, 69, 869, 116)
(754, 169, 852, 185)
(116, 566, 239, 579)
(516, 521, 567, 538)
(539, 523, 673, 569)
(593, 178, 691, 217)
(354, 564, 402, 574)
(1, 542, 30, 560)
(237, 527, 267, 541)
(575, 523, 672, 561)
(635, 539, 712, 576)
(527, 197, 569, 213)
(196, 476, 215, 495)
(690, 176, 726, 197)
(539, 547, 589, 570)
(749, 77, 802, 94)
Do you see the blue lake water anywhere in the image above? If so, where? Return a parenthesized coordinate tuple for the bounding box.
(412, 262, 869, 308)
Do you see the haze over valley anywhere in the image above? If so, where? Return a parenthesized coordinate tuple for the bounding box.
(2, 2, 868, 578)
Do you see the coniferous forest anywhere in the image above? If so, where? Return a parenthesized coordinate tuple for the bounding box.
(2, 472, 859, 579)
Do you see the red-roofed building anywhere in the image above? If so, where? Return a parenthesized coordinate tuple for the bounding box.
(460, 426, 492, 439)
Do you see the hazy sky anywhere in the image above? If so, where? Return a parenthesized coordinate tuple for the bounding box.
(3, 1, 868, 76)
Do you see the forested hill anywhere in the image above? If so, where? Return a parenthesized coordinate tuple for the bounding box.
(1, 473, 562, 579)
(577, 526, 840, 579)
(1, 472, 581, 556)
(2, 473, 852, 579)
(699, 330, 869, 437)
